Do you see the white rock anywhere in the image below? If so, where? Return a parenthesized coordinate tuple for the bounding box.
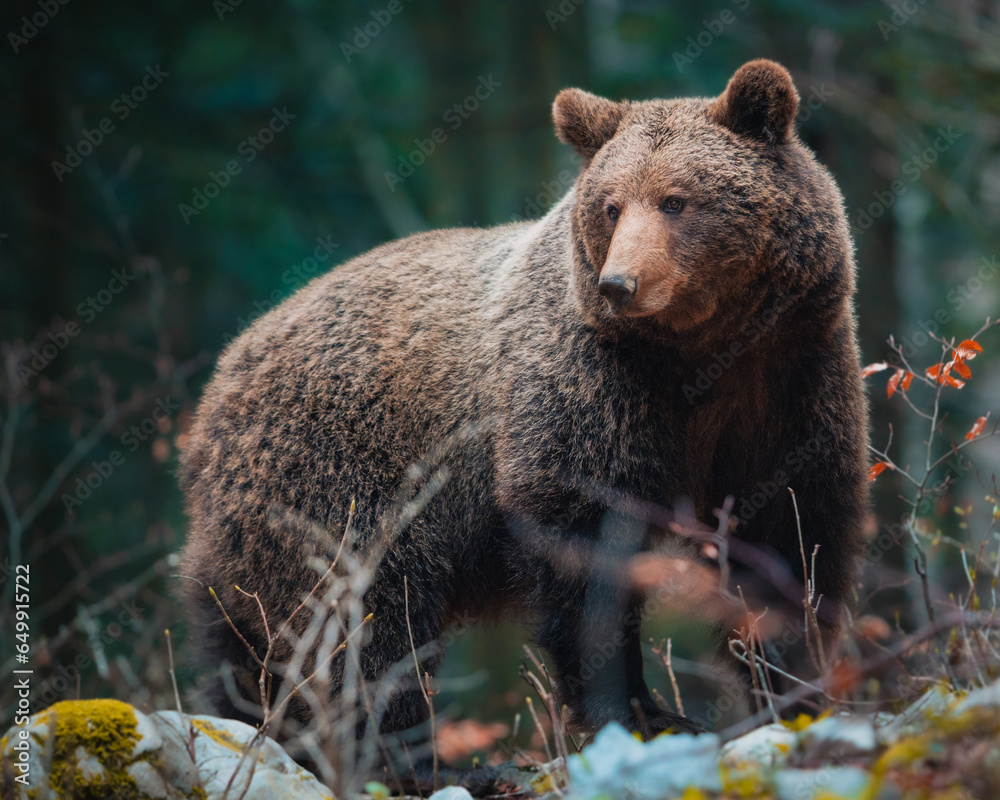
(720, 722, 797, 769)
(773, 766, 871, 800)
(0, 699, 144, 800)
(0, 699, 336, 800)
(799, 714, 877, 759)
(428, 787, 476, 799)
(126, 758, 170, 798)
(131, 705, 164, 756)
(875, 684, 955, 744)
(952, 677, 1000, 715)
(566, 723, 721, 799)
(150, 710, 336, 800)
(73, 745, 106, 783)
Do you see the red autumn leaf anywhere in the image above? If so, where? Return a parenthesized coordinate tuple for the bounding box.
(926, 359, 968, 388)
(861, 362, 889, 378)
(965, 414, 989, 441)
(885, 368, 914, 398)
(956, 339, 983, 360)
(868, 461, 891, 481)
(887, 370, 902, 399)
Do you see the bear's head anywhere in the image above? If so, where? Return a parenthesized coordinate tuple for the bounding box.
(554, 60, 850, 342)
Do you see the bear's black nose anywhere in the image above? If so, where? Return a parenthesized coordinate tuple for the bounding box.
(598, 274, 637, 309)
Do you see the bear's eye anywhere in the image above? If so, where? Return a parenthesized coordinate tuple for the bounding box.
(606, 204, 620, 223)
(661, 197, 684, 214)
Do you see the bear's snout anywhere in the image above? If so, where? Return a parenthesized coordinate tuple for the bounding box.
(599, 203, 674, 316)
(598, 273, 638, 309)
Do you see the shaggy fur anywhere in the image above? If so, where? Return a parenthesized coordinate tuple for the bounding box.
(179, 60, 868, 750)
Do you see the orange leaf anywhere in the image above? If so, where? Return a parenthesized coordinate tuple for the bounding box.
(887, 370, 903, 399)
(436, 720, 510, 762)
(965, 414, 989, 441)
(956, 339, 983, 360)
(862, 362, 889, 378)
(828, 659, 863, 699)
(953, 359, 972, 380)
(926, 360, 967, 388)
(901, 371, 914, 391)
(855, 615, 891, 641)
(868, 461, 891, 481)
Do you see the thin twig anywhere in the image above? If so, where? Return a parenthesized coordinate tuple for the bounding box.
(404, 575, 438, 791)
(665, 638, 684, 717)
(165, 628, 201, 776)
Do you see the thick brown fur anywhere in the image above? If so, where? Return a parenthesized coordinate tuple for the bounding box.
(179, 60, 868, 758)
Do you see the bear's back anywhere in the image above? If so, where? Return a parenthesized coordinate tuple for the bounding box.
(178, 217, 570, 560)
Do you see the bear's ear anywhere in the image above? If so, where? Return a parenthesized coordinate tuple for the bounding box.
(553, 88, 628, 160)
(711, 60, 799, 145)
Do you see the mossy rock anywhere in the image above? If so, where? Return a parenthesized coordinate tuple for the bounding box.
(0, 700, 333, 799)
(0, 698, 170, 799)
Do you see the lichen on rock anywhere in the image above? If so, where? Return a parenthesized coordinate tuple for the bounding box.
(0, 698, 162, 800)
(47, 698, 146, 798)
(1, 700, 333, 800)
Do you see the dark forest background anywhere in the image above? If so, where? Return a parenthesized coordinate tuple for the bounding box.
(3, 0, 1000, 753)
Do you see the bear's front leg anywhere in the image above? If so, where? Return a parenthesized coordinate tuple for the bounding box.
(714, 388, 867, 717)
(531, 544, 701, 737)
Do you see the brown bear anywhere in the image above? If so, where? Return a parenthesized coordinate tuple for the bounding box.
(178, 59, 868, 763)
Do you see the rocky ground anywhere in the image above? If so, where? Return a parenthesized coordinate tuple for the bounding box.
(4, 679, 1000, 799)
